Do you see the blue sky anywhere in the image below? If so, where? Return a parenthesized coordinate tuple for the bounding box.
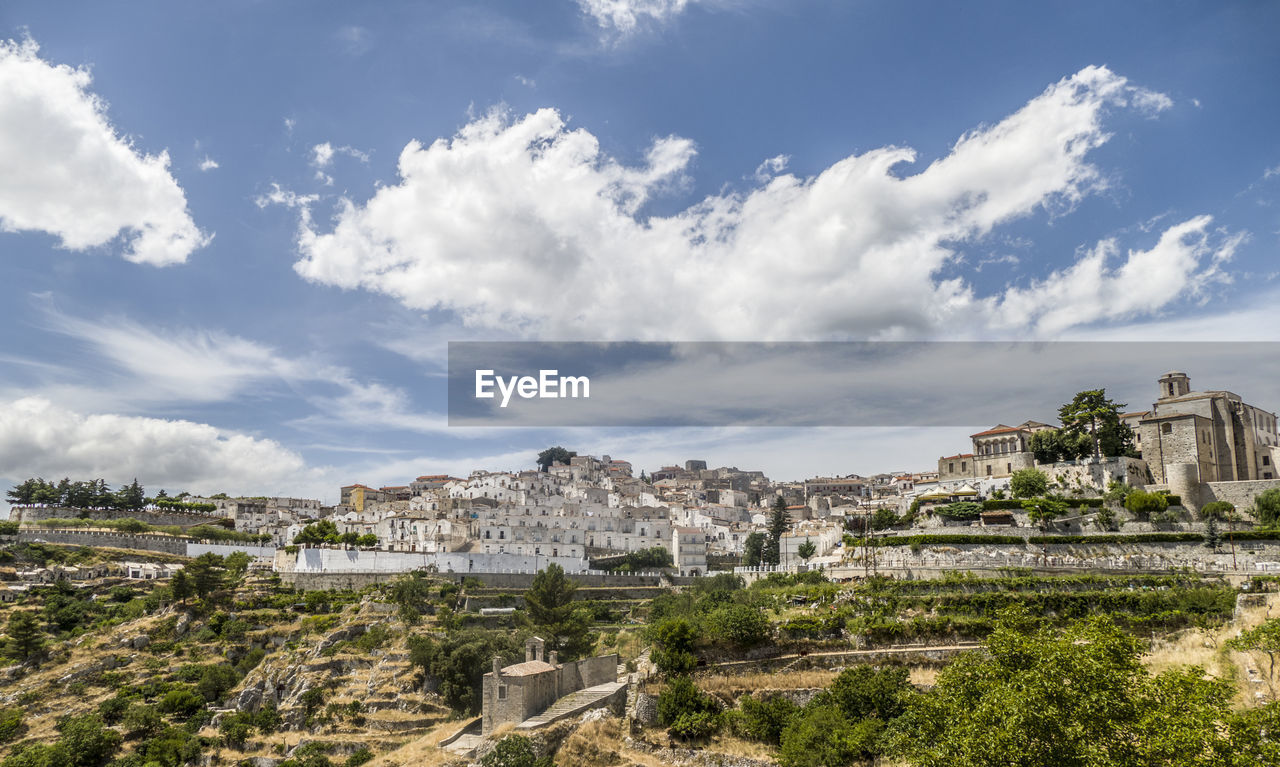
(1, 0, 1278, 504)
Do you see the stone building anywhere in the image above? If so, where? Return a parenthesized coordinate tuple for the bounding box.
(937, 420, 1053, 481)
(672, 526, 707, 576)
(481, 637, 619, 734)
(1138, 372, 1279, 485)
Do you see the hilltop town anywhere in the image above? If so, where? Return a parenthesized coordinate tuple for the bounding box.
(3, 371, 1280, 767)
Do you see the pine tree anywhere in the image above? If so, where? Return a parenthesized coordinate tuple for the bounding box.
(1205, 516, 1221, 551)
(5, 611, 45, 661)
(170, 569, 192, 604)
(765, 496, 790, 566)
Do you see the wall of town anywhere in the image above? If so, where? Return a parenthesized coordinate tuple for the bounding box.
(1199, 478, 1280, 513)
(186, 543, 277, 559)
(15, 528, 188, 554)
(286, 547, 589, 575)
(12, 506, 225, 528)
(557, 653, 618, 693)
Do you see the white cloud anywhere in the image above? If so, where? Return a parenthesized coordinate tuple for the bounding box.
(0, 38, 210, 266)
(0, 397, 319, 496)
(199, 156, 219, 172)
(987, 216, 1244, 335)
(282, 66, 1224, 341)
(336, 25, 373, 57)
(254, 184, 317, 209)
(578, 0, 696, 34)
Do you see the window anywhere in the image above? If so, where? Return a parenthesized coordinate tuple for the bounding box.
(497, 685, 507, 700)
(1007, 463, 1012, 473)
(986, 465, 992, 476)
(948, 462, 954, 473)
(961, 462, 967, 472)
(1162, 423, 1173, 435)
(1265, 456, 1272, 466)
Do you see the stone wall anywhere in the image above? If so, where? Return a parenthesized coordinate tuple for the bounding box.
(14, 528, 188, 554)
(557, 653, 618, 693)
(1041, 456, 1148, 489)
(11, 506, 225, 528)
(1200, 478, 1280, 513)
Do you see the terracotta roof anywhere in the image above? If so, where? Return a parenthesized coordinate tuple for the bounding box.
(970, 424, 1022, 438)
(497, 660, 557, 677)
(1120, 411, 1150, 419)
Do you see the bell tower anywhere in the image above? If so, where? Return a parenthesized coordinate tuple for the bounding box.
(1157, 371, 1190, 401)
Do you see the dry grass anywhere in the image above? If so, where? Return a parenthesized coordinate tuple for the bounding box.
(362, 718, 476, 767)
(698, 669, 838, 697)
(1143, 592, 1280, 708)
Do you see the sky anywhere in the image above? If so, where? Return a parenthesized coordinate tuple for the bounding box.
(1, 0, 1278, 506)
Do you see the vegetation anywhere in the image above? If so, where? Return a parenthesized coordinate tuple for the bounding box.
(524, 563, 593, 659)
(407, 629, 521, 713)
(1009, 468, 1047, 499)
(1254, 487, 1280, 527)
(535, 446, 576, 472)
(765, 496, 790, 566)
(742, 532, 766, 567)
(1125, 489, 1169, 519)
(1057, 388, 1135, 460)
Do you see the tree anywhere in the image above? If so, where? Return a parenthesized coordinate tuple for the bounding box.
(742, 532, 766, 567)
(387, 572, 434, 624)
(871, 507, 900, 530)
(708, 604, 770, 648)
(535, 446, 576, 472)
(185, 553, 225, 600)
(407, 630, 521, 714)
(797, 540, 817, 562)
(1205, 516, 1221, 550)
(1125, 490, 1169, 520)
(169, 569, 192, 604)
(1022, 495, 1068, 529)
(1028, 429, 1062, 464)
(650, 617, 699, 675)
(1009, 468, 1047, 499)
(4, 611, 45, 662)
(56, 714, 122, 767)
(1253, 488, 1280, 527)
(766, 496, 790, 566)
(222, 551, 251, 581)
(524, 563, 592, 659)
(778, 706, 883, 767)
(115, 479, 145, 511)
(1228, 618, 1280, 698)
(357, 533, 379, 547)
(1058, 389, 1129, 461)
(887, 611, 1244, 767)
(657, 676, 721, 739)
(293, 519, 340, 545)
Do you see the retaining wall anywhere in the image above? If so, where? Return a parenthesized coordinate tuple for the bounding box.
(11, 506, 226, 528)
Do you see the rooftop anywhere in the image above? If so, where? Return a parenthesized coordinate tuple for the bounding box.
(497, 660, 557, 677)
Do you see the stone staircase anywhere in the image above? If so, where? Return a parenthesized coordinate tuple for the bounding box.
(516, 681, 628, 730)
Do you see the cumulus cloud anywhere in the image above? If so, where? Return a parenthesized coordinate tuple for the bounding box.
(0, 38, 210, 266)
(280, 67, 1228, 341)
(578, 0, 696, 34)
(988, 216, 1244, 335)
(0, 397, 316, 496)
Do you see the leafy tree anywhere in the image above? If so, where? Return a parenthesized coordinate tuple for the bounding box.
(1009, 468, 1047, 499)
(4, 611, 45, 662)
(115, 478, 145, 510)
(649, 617, 699, 675)
(708, 604, 770, 648)
(742, 532, 766, 567)
(815, 665, 913, 722)
(734, 695, 799, 745)
(293, 519, 341, 545)
(56, 714, 122, 767)
(1021, 495, 1068, 529)
(407, 630, 521, 714)
(535, 446, 576, 472)
(1058, 389, 1129, 461)
(1028, 429, 1063, 463)
(1125, 490, 1169, 520)
(766, 496, 790, 566)
(1253, 488, 1280, 527)
(357, 533, 379, 547)
(797, 540, 817, 561)
(195, 663, 240, 703)
(887, 611, 1246, 767)
(387, 572, 435, 625)
(1228, 617, 1280, 697)
(122, 703, 162, 739)
(524, 563, 592, 659)
(222, 551, 251, 580)
(157, 688, 205, 719)
(778, 706, 883, 767)
(657, 676, 721, 739)
(871, 507, 900, 530)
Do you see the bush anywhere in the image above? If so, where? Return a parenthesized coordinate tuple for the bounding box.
(1125, 490, 1169, 519)
(480, 735, 547, 767)
(1011, 469, 1048, 499)
(0, 708, 25, 744)
(1254, 488, 1280, 527)
(935, 502, 982, 520)
(1200, 501, 1235, 521)
(735, 695, 799, 745)
(708, 604, 770, 648)
(814, 665, 912, 721)
(657, 677, 721, 739)
(344, 748, 374, 767)
(778, 706, 884, 767)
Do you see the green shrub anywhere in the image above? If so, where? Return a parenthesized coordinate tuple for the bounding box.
(1125, 490, 1169, 519)
(935, 502, 982, 520)
(778, 706, 883, 767)
(707, 604, 770, 648)
(734, 695, 799, 745)
(1200, 501, 1235, 520)
(657, 677, 721, 739)
(1011, 469, 1048, 499)
(0, 708, 25, 744)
